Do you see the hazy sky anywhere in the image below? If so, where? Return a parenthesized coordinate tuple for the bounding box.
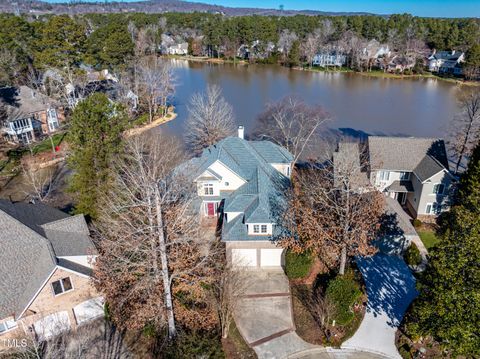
(44, 0, 480, 18)
(200, 0, 480, 17)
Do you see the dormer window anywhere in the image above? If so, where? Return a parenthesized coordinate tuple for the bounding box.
(249, 223, 271, 235)
(261, 225, 267, 233)
(253, 225, 260, 233)
(203, 183, 214, 196)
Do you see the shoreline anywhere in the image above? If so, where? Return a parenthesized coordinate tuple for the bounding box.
(125, 111, 178, 138)
(166, 55, 479, 86)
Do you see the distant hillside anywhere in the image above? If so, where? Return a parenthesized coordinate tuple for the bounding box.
(0, 0, 375, 16)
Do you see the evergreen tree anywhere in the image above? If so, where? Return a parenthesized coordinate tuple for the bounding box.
(464, 43, 480, 80)
(405, 143, 480, 355)
(68, 93, 127, 219)
(287, 40, 301, 67)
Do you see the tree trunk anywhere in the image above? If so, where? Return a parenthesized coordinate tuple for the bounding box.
(455, 117, 474, 173)
(339, 246, 347, 275)
(154, 189, 177, 339)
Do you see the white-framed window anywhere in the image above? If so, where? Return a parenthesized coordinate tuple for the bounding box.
(0, 319, 17, 334)
(433, 183, 445, 195)
(51, 277, 73, 296)
(253, 225, 260, 233)
(47, 108, 59, 131)
(426, 202, 442, 215)
(225, 182, 229, 187)
(261, 224, 268, 233)
(286, 166, 290, 177)
(400, 172, 410, 180)
(379, 171, 390, 181)
(203, 183, 214, 196)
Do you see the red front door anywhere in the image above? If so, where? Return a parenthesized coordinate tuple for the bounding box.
(207, 202, 215, 216)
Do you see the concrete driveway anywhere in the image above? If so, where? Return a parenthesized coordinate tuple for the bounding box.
(234, 270, 315, 359)
(342, 254, 418, 358)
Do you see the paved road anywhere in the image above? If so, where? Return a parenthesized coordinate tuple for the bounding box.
(341, 254, 418, 358)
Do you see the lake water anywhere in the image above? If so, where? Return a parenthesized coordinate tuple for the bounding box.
(164, 59, 461, 139)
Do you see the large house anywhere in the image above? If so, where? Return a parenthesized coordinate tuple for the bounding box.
(428, 50, 465, 75)
(186, 126, 293, 268)
(0, 201, 102, 347)
(368, 136, 456, 221)
(0, 86, 64, 144)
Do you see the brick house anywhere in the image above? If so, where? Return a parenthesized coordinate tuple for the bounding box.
(0, 86, 65, 144)
(0, 200, 102, 349)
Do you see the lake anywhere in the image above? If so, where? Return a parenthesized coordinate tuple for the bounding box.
(164, 59, 461, 139)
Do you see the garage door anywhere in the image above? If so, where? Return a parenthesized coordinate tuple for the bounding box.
(260, 249, 284, 267)
(231, 249, 257, 267)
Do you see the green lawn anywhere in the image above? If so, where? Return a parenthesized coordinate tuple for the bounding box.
(418, 230, 442, 250)
(31, 133, 66, 155)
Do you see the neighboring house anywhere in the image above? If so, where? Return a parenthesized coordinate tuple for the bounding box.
(428, 50, 465, 75)
(66, 80, 138, 111)
(0, 201, 102, 348)
(386, 55, 416, 73)
(160, 34, 188, 55)
(313, 52, 347, 67)
(0, 86, 64, 144)
(185, 126, 293, 268)
(368, 136, 456, 221)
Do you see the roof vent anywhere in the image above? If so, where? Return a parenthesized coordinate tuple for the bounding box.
(238, 125, 244, 139)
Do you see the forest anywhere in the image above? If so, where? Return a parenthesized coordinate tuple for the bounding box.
(1, 12, 480, 86)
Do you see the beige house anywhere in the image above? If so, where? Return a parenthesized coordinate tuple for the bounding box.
(368, 136, 456, 221)
(0, 86, 65, 144)
(0, 200, 102, 350)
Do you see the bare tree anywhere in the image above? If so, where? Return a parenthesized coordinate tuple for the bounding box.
(185, 84, 235, 154)
(282, 141, 384, 275)
(449, 90, 480, 173)
(210, 264, 251, 339)
(94, 134, 218, 340)
(136, 56, 174, 123)
(254, 96, 329, 166)
(277, 29, 298, 62)
(22, 163, 59, 203)
(301, 30, 320, 67)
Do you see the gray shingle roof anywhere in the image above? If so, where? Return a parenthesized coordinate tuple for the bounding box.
(186, 137, 292, 242)
(0, 201, 95, 320)
(386, 180, 414, 193)
(0, 86, 58, 121)
(368, 136, 449, 181)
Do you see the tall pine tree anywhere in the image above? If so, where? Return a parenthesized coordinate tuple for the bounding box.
(68, 93, 127, 219)
(406, 142, 480, 355)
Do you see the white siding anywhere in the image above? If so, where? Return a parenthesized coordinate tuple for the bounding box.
(209, 160, 246, 191)
(270, 163, 292, 178)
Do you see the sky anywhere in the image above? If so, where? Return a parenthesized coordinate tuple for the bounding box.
(200, 0, 480, 18)
(43, 0, 480, 18)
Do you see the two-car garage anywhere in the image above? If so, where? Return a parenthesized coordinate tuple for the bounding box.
(230, 246, 284, 268)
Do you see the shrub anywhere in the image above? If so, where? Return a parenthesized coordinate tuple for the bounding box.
(399, 344, 412, 359)
(404, 243, 422, 266)
(163, 330, 224, 359)
(285, 251, 313, 279)
(325, 273, 362, 325)
(413, 219, 422, 228)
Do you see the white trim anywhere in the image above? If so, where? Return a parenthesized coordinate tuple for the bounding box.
(17, 267, 57, 320)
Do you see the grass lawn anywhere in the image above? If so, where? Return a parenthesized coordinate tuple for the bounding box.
(418, 230, 441, 250)
(285, 251, 314, 280)
(30, 132, 66, 155)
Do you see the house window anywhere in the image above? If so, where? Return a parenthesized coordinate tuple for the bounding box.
(261, 225, 268, 234)
(225, 182, 229, 187)
(379, 171, 390, 181)
(399, 172, 410, 180)
(47, 109, 59, 132)
(286, 166, 290, 177)
(203, 183, 214, 196)
(51, 277, 73, 296)
(426, 203, 442, 215)
(0, 319, 17, 334)
(253, 225, 260, 234)
(433, 184, 445, 195)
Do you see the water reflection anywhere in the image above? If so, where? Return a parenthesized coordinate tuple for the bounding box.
(165, 60, 460, 139)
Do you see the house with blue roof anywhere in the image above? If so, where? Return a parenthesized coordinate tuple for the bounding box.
(187, 126, 293, 268)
